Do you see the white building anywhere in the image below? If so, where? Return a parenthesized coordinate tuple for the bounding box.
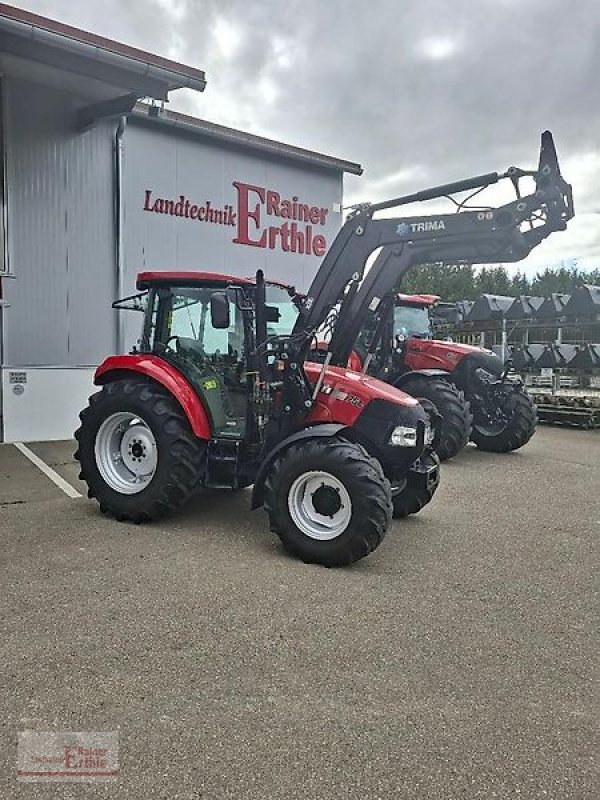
(0, 4, 361, 442)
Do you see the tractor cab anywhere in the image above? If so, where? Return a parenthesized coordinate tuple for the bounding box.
(394, 294, 438, 341)
(124, 272, 301, 443)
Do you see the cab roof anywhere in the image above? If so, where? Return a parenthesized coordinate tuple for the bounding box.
(136, 271, 294, 292)
(396, 293, 440, 307)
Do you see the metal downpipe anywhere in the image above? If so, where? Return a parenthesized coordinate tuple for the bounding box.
(115, 115, 126, 353)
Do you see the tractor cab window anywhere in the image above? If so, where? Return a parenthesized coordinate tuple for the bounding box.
(156, 286, 247, 438)
(264, 284, 300, 338)
(393, 305, 433, 340)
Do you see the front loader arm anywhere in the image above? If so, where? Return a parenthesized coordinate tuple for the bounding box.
(291, 131, 573, 367)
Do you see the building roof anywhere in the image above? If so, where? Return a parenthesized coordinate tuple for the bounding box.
(132, 102, 363, 176)
(0, 3, 206, 101)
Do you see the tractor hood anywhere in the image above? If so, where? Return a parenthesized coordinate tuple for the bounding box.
(304, 361, 419, 427)
(404, 338, 496, 372)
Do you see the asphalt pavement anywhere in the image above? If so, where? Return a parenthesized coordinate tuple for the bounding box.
(0, 426, 598, 799)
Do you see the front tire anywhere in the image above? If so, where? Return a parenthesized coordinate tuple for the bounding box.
(264, 438, 392, 567)
(395, 376, 472, 461)
(75, 378, 206, 522)
(470, 387, 537, 453)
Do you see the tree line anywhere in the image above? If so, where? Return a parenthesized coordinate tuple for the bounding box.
(400, 263, 600, 302)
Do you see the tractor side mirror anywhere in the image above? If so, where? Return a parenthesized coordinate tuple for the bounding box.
(210, 293, 230, 329)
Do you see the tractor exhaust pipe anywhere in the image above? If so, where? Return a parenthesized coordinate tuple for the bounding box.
(255, 270, 269, 381)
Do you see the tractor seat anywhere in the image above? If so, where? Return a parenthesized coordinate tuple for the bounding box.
(177, 337, 206, 360)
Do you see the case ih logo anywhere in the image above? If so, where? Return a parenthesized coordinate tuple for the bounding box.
(143, 181, 329, 258)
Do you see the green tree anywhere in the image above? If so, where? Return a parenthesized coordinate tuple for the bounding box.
(399, 261, 599, 302)
(401, 263, 477, 301)
(475, 266, 512, 296)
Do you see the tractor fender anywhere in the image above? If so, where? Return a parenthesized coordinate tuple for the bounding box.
(393, 369, 451, 390)
(95, 355, 212, 440)
(251, 423, 346, 510)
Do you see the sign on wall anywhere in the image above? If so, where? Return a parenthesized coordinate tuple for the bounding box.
(142, 182, 331, 258)
(124, 123, 343, 295)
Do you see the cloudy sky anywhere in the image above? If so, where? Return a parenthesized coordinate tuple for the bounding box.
(13, 0, 600, 274)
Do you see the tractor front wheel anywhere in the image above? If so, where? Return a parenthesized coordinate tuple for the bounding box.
(470, 386, 537, 453)
(75, 378, 206, 522)
(264, 438, 392, 567)
(395, 376, 472, 461)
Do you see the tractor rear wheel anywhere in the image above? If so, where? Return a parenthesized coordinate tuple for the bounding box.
(395, 376, 472, 461)
(391, 452, 441, 518)
(264, 438, 391, 567)
(470, 386, 537, 452)
(75, 378, 206, 522)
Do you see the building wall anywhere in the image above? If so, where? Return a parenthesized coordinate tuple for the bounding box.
(2, 77, 116, 367)
(0, 77, 116, 441)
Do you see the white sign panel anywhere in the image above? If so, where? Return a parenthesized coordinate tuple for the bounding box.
(123, 123, 344, 294)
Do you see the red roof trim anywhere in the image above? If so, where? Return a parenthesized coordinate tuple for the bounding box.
(136, 271, 295, 291)
(397, 293, 440, 307)
(137, 271, 254, 288)
(0, 2, 205, 84)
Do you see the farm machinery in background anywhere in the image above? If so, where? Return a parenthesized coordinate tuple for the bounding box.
(352, 291, 538, 460)
(75, 131, 573, 567)
(427, 284, 600, 430)
(507, 338, 600, 428)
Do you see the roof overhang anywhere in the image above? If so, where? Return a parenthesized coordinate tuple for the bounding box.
(132, 103, 363, 176)
(0, 3, 206, 108)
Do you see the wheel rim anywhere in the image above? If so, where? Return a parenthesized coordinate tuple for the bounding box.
(95, 412, 158, 495)
(287, 470, 352, 541)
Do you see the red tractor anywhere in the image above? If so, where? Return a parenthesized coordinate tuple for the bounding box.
(75, 132, 572, 566)
(75, 271, 440, 568)
(356, 291, 538, 460)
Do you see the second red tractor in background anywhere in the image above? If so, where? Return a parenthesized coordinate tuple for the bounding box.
(355, 291, 537, 460)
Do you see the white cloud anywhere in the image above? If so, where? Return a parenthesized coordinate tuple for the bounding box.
(417, 36, 460, 61)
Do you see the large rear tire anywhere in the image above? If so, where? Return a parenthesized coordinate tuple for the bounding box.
(392, 452, 441, 518)
(264, 438, 391, 567)
(470, 387, 537, 453)
(75, 378, 206, 522)
(395, 376, 472, 461)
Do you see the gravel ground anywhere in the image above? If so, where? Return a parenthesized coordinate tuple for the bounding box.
(0, 426, 598, 799)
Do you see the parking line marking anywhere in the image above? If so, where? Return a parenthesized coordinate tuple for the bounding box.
(13, 443, 82, 499)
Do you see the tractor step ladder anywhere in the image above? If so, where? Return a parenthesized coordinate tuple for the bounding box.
(205, 439, 242, 489)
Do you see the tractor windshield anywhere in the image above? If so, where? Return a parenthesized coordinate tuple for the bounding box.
(265, 284, 300, 338)
(394, 305, 432, 340)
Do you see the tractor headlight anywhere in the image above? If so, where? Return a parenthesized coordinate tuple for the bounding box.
(390, 425, 418, 447)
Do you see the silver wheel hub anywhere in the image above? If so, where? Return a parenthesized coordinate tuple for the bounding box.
(288, 470, 352, 541)
(95, 412, 158, 495)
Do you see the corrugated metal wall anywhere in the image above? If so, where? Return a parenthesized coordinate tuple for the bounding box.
(2, 77, 116, 366)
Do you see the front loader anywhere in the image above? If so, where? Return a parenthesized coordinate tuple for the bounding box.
(75, 131, 572, 566)
(312, 131, 573, 460)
